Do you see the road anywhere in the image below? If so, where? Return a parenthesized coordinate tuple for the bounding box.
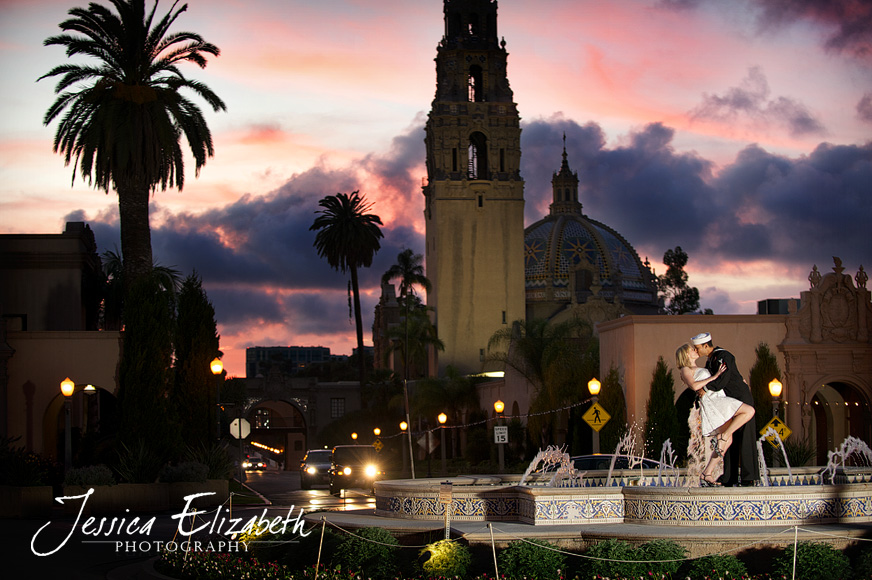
(241, 468, 377, 512)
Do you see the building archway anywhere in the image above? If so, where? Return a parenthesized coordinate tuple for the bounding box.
(809, 381, 871, 465)
(45, 385, 118, 463)
(247, 399, 308, 471)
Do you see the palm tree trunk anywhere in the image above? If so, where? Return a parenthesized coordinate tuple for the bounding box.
(350, 265, 367, 385)
(116, 176, 154, 291)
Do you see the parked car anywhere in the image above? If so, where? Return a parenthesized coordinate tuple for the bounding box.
(328, 444, 384, 495)
(300, 449, 332, 489)
(571, 454, 663, 471)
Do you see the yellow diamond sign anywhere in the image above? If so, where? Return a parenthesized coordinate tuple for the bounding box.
(373, 438, 383, 452)
(760, 416, 791, 448)
(583, 402, 610, 432)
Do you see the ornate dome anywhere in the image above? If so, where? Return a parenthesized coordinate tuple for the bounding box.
(524, 139, 660, 318)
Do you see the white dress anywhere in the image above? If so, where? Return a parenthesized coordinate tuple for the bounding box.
(694, 367, 744, 436)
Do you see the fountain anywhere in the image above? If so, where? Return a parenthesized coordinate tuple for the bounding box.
(374, 431, 872, 527)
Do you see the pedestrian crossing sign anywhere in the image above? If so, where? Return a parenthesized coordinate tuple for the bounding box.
(582, 402, 610, 432)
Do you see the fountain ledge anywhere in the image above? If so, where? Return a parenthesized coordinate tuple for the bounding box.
(374, 471, 872, 527)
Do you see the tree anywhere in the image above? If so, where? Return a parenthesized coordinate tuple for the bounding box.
(310, 191, 384, 385)
(657, 246, 710, 315)
(488, 317, 596, 447)
(101, 249, 182, 329)
(383, 295, 443, 379)
(643, 357, 680, 460)
(172, 272, 220, 449)
(381, 248, 431, 299)
(40, 0, 226, 291)
(749, 342, 782, 432)
(598, 365, 628, 454)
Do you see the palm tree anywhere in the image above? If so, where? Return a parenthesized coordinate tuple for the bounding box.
(381, 248, 431, 299)
(488, 317, 596, 447)
(310, 191, 384, 384)
(383, 295, 444, 379)
(101, 249, 182, 329)
(39, 0, 226, 290)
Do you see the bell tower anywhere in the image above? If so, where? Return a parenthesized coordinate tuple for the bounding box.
(424, 0, 525, 375)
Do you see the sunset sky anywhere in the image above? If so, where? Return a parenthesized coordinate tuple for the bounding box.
(1, 0, 870, 377)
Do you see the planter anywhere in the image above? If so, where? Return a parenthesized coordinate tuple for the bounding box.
(168, 480, 228, 510)
(0, 485, 53, 518)
(62, 483, 170, 516)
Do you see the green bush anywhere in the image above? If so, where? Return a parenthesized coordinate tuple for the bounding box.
(159, 461, 209, 483)
(681, 553, 748, 579)
(582, 538, 645, 578)
(64, 464, 116, 486)
(0, 436, 55, 486)
(853, 545, 872, 580)
(249, 523, 342, 570)
(184, 442, 235, 480)
(420, 539, 472, 579)
(115, 440, 164, 483)
(774, 541, 852, 580)
(637, 539, 686, 576)
(498, 538, 565, 580)
(332, 527, 399, 580)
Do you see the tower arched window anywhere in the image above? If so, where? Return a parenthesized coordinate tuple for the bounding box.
(468, 132, 488, 179)
(468, 65, 483, 102)
(468, 13, 480, 36)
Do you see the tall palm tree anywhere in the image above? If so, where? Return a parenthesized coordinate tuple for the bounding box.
(39, 0, 226, 290)
(381, 248, 431, 299)
(310, 191, 384, 385)
(383, 296, 444, 379)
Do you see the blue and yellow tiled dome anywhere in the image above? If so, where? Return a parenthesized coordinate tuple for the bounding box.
(524, 142, 660, 317)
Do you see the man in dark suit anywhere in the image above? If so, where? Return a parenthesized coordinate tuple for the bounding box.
(692, 332, 759, 486)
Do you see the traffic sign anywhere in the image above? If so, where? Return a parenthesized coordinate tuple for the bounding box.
(494, 425, 508, 444)
(760, 416, 791, 448)
(373, 438, 383, 452)
(582, 402, 610, 432)
(230, 418, 250, 439)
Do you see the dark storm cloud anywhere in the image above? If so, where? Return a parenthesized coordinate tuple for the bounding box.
(519, 116, 871, 274)
(751, 0, 872, 60)
(691, 67, 826, 138)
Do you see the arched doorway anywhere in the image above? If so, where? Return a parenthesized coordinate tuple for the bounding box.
(248, 399, 307, 471)
(810, 381, 871, 465)
(46, 385, 118, 464)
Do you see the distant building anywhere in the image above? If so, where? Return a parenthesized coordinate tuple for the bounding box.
(245, 345, 334, 378)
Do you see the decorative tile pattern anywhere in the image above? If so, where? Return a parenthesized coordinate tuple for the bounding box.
(375, 480, 872, 527)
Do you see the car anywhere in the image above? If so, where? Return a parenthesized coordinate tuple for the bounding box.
(300, 449, 332, 489)
(571, 454, 664, 471)
(242, 456, 267, 470)
(328, 444, 384, 495)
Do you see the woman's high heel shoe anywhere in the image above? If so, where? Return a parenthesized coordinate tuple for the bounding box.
(701, 474, 721, 487)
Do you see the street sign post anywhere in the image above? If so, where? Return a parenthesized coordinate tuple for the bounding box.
(230, 418, 250, 439)
(761, 416, 792, 448)
(582, 402, 610, 432)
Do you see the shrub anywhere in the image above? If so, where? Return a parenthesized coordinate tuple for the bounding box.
(420, 539, 472, 579)
(64, 464, 116, 486)
(774, 541, 852, 580)
(159, 461, 209, 483)
(115, 440, 164, 483)
(498, 538, 565, 580)
(853, 545, 872, 580)
(582, 538, 645, 578)
(184, 442, 235, 480)
(248, 521, 342, 570)
(0, 436, 54, 486)
(681, 553, 747, 579)
(637, 539, 686, 576)
(332, 527, 399, 580)
(783, 436, 816, 467)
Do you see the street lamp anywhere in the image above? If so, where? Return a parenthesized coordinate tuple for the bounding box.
(438, 412, 448, 476)
(588, 378, 601, 454)
(351, 432, 358, 441)
(211, 358, 224, 441)
(769, 378, 783, 419)
(373, 427, 381, 437)
(400, 421, 409, 475)
(60, 377, 75, 472)
(494, 400, 505, 473)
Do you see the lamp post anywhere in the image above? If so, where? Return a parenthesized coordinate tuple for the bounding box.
(438, 412, 447, 476)
(400, 421, 409, 475)
(494, 400, 505, 473)
(373, 427, 381, 439)
(60, 377, 75, 472)
(588, 378, 601, 454)
(211, 358, 224, 441)
(768, 378, 783, 467)
(83, 384, 96, 433)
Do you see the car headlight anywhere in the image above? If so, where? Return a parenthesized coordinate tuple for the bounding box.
(306, 467, 316, 474)
(364, 464, 378, 478)
(343, 467, 352, 476)
(242, 461, 251, 468)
